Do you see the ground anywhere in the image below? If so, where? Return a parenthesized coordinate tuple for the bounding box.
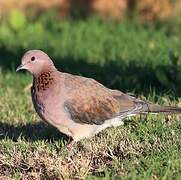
(0, 72, 181, 179)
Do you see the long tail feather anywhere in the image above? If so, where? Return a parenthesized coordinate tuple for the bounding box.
(146, 103, 181, 114)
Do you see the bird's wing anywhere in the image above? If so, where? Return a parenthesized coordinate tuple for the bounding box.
(63, 74, 147, 125)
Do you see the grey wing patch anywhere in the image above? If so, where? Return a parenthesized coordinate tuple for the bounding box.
(111, 94, 150, 120)
(121, 100, 149, 116)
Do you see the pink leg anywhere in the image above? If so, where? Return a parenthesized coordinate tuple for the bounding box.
(66, 140, 75, 151)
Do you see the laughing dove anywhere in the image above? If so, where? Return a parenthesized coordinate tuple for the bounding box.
(16, 50, 181, 147)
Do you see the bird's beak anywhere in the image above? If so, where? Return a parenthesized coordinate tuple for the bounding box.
(16, 64, 24, 72)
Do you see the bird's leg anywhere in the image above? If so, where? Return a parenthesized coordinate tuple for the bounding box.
(66, 139, 75, 151)
(66, 139, 76, 158)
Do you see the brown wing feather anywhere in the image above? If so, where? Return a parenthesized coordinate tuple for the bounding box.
(63, 74, 144, 125)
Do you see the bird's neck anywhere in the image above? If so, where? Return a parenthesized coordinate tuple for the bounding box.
(33, 70, 55, 92)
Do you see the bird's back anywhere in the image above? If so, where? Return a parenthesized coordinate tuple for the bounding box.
(61, 72, 141, 125)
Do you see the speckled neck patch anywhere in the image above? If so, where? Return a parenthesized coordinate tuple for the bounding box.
(35, 71, 54, 92)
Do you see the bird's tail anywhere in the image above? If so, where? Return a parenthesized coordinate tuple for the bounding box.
(143, 103, 181, 114)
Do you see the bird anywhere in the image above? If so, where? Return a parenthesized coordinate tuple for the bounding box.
(16, 50, 181, 149)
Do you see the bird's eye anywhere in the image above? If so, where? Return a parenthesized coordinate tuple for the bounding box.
(31, 56, 35, 61)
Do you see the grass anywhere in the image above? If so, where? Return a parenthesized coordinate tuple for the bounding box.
(0, 71, 181, 179)
(0, 14, 181, 95)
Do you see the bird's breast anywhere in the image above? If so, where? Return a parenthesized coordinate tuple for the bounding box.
(32, 86, 69, 126)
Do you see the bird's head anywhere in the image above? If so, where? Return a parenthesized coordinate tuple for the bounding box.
(16, 50, 56, 76)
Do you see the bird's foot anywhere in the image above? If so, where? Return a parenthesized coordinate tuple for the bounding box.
(66, 140, 76, 158)
(66, 140, 75, 151)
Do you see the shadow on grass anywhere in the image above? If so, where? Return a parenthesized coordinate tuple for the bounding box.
(0, 121, 69, 143)
(0, 48, 180, 97)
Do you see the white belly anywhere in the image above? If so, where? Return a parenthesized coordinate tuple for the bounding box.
(70, 115, 131, 142)
(94, 116, 124, 135)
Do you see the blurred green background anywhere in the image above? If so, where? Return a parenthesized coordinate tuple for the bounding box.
(0, 0, 180, 96)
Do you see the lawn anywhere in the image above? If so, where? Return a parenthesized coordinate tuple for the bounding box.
(0, 13, 181, 179)
(0, 71, 181, 179)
